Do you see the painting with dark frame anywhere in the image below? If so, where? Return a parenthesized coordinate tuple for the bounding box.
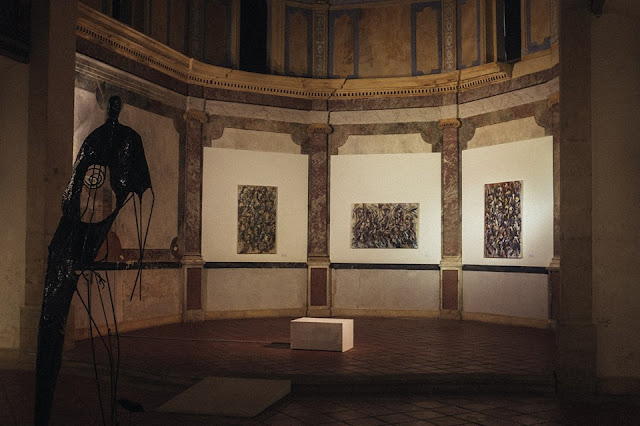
(237, 185, 277, 254)
(351, 203, 419, 249)
(484, 180, 522, 258)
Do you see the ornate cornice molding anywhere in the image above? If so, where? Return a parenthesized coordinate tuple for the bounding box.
(77, 3, 518, 102)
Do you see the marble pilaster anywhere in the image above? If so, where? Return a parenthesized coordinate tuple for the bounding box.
(439, 118, 462, 319)
(305, 123, 332, 317)
(182, 108, 207, 322)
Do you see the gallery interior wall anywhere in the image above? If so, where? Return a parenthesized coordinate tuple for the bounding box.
(461, 136, 554, 267)
(461, 136, 553, 323)
(202, 147, 309, 263)
(330, 152, 442, 264)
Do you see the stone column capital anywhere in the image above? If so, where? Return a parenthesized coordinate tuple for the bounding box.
(184, 109, 208, 124)
(307, 123, 333, 134)
(438, 118, 461, 129)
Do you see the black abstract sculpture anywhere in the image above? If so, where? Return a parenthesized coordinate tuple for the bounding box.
(35, 96, 153, 425)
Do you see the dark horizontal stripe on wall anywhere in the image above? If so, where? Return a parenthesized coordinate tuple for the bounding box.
(462, 265, 549, 274)
(92, 262, 182, 270)
(204, 262, 308, 269)
(331, 263, 440, 271)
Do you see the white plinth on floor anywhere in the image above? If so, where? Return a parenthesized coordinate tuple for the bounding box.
(290, 317, 354, 352)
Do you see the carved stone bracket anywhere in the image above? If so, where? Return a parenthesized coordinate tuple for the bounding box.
(184, 109, 208, 124)
(438, 118, 461, 129)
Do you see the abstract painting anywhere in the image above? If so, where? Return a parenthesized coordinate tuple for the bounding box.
(484, 180, 522, 258)
(237, 185, 277, 254)
(351, 203, 419, 249)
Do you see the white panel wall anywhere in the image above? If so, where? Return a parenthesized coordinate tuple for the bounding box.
(330, 153, 441, 264)
(462, 137, 553, 267)
(202, 147, 308, 262)
(461, 137, 553, 321)
(463, 271, 549, 319)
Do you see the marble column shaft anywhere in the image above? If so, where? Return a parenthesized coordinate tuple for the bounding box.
(182, 110, 206, 321)
(307, 124, 331, 257)
(183, 111, 206, 255)
(440, 119, 462, 259)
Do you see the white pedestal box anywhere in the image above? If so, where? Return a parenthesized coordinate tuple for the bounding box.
(290, 317, 354, 352)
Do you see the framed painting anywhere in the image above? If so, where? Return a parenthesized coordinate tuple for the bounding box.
(351, 203, 419, 249)
(237, 185, 277, 254)
(484, 180, 522, 258)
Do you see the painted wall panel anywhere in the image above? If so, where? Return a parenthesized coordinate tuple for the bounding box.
(286, 7, 311, 76)
(206, 268, 306, 311)
(414, 2, 441, 75)
(330, 12, 357, 77)
(525, 0, 551, 54)
(330, 152, 441, 264)
(333, 269, 440, 311)
(150, 0, 168, 44)
(463, 271, 548, 319)
(458, 0, 481, 69)
(204, 0, 232, 67)
(168, 0, 187, 53)
(462, 137, 553, 267)
(202, 147, 308, 262)
(358, 6, 411, 77)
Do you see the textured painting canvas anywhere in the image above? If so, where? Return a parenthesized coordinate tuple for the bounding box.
(351, 203, 419, 249)
(484, 180, 522, 258)
(237, 185, 277, 254)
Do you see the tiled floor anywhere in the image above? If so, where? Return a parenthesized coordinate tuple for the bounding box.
(68, 317, 556, 383)
(2, 317, 639, 425)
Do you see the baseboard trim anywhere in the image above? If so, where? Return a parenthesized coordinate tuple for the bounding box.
(331, 309, 440, 318)
(205, 308, 306, 320)
(462, 311, 550, 329)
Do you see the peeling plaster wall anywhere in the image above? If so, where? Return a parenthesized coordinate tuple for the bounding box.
(0, 58, 29, 349)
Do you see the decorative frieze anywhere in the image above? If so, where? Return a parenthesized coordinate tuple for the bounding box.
(312, 9, 328, 77)
(443, 0, 456, 72)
